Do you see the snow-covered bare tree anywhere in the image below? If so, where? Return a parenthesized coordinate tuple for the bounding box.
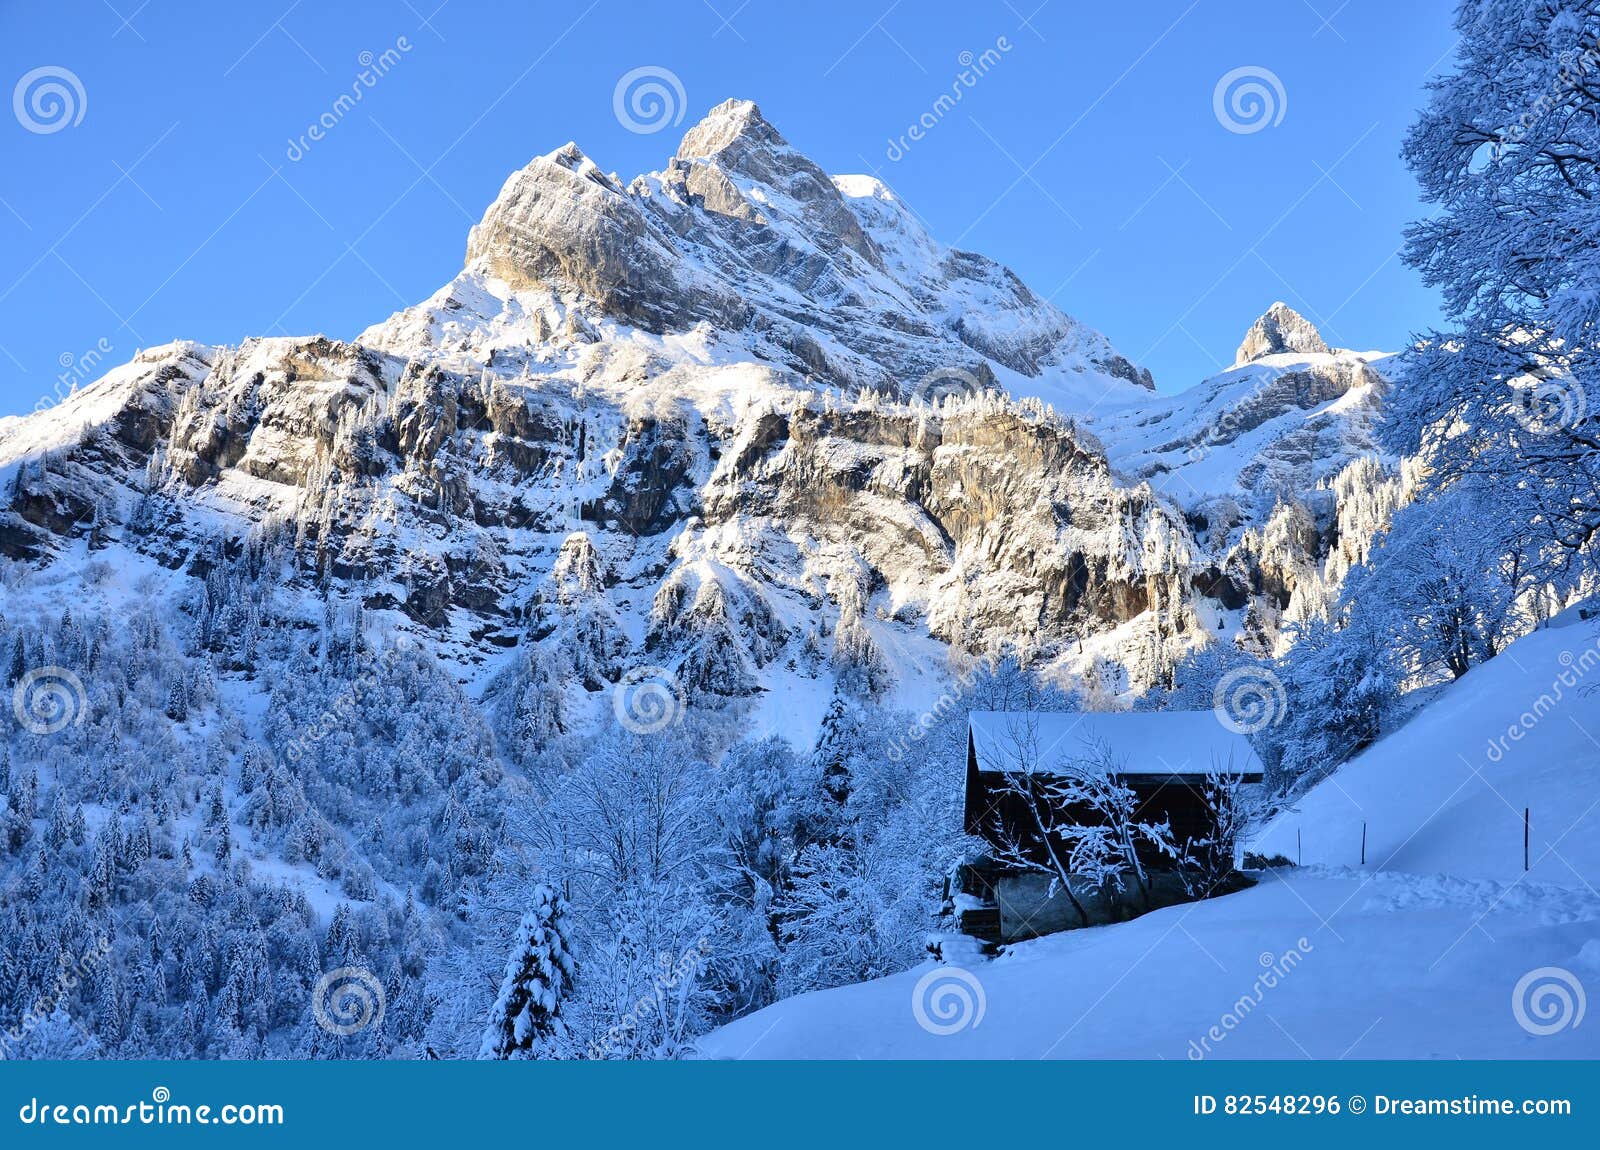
(774, 836, 928, 998)
(1393, 0, 1600, 585)
(1346, 481, 1530, 680)
(1182, 761, 1255, 899)
(985, 722, 1185, 924)
(1264, 605, 1401, 785)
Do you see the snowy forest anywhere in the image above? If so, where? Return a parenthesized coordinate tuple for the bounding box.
(2, 0, 1599, 1060)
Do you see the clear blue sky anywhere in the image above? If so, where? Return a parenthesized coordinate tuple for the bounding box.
(0, 0, 1459, 416)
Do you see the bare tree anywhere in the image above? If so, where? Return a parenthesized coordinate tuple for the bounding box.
(1182, 757, 1254, 899)
(985, 720, 1185, 925)
(984, 715, 1094, 927)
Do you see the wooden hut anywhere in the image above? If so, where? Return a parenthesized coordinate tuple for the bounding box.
(959, 710, 1264, 943)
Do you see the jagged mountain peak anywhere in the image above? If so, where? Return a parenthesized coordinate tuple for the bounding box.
(1235, 301, 1331, 365)
(661, 97, 885, 271)
(543, 141, 610, 180)
(361, 96, 1161, 409)
(673, 98, 782, 163)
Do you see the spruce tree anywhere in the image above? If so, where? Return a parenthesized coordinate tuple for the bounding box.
(479, 885, 575, 1059)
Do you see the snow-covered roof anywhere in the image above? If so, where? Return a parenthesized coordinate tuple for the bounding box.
(968, 710, 1263, 780)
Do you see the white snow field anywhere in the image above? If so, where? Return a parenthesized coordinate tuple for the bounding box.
(701, 615, 1600, 1059)
(1253, 611, 1600, 885)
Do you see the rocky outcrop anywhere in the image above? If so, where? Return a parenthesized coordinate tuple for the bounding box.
(1235, 302, 1331, 364)
(465, 143, 748, 333)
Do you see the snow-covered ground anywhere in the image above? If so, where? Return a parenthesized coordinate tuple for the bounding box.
(1254, 612, 1600, 884)
(701, 615, 1600, 1059)
(702, 869, 1600, 1059)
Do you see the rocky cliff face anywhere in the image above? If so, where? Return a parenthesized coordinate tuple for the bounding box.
(1235, 301, 1332, 364)
(0, 100, 1400, 728)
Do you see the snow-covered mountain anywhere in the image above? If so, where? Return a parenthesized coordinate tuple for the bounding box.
(0, 100, 1398, 714)
(0, 94, 1430, 1064)
(1095, 304, 1391, 512)
(360, 99, 1157, 406)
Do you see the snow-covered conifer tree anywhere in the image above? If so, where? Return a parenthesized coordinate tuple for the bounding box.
(479, 885, 575, 1059)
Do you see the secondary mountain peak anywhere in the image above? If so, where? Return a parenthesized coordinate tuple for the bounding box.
(1234, 301, 1331, 365)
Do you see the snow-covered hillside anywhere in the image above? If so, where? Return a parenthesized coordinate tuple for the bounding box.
(1253, 609, 1600, 883)
(700, 617, 1600, 1059)
(700, 869, 1600, 1059)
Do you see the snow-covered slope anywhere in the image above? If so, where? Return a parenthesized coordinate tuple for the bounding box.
(1252, 609, 1600, 883)
(702, 616, 1600, 1059)
(699, 868, 1600, 1059)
